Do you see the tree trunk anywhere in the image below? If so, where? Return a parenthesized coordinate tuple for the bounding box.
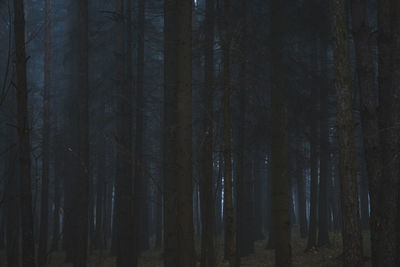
(73, 0, 90, 265)
(306, 112, 318, 250)
(236, 1, 253, 260)
(0, 213, 5, 251)
(114, 0, 135, 266)
(94, 121, 105, 250)
(215, 154, 223, 236)
(269, 0, 292, 266)
(318, 47, 330, 247)
(155, 185, 162, 249)
(358, 162, 369, 230)
(13, 0, 36, 265)
(296, 142, 308, 238)
(51, 120, 61, 251)
(133, 0, 145, 260)
(38, 0, 51, 265)
(377, 0, 400, 265)
(104, 181, 112, 249)
(265, 148, 275, 250)
(330, 0, 364, 265)
(350, 0, 381, 264)
(331, 158, 342, 232)
(253, 157, 265, 240)
(88, 169, 95, 253)
(163, 0, 178, 264)
(222, 0, 234, 263)
(175, 0, 194, 263)
(5, 144, 19, 267)
(200, 0, 216, 265)
(163, 0, 194, 265)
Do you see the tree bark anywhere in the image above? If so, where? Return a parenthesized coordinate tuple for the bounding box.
(222, 0, 235, 264)
(175, 0, 194, 264)
(265, 147, 275, 250)
(236, 0, 253, 260)
(350, 0, 381, 264)
(269, 0, 292, 266)
(253, 157, 265, 240)
(330, 0, 364, 265)
(133, 0, 145, 261)
(306, 108, 318, 250)
(163, 0, 195, 265)
(13, 0, 36, 265)
(200, 0, 216, 265)
(154, 185, 162, 249)
(38, 0, 51, 265)
(215, 154, 223, 235)
(377, 0, 400, 265)
(51, 120, 61, 251)
(94, 122, 105, 250)
(114, 0, 135, 266)
(296, 142, 308, 238)
(5, 144, 19, 267)
(73, 0, 90, 265)
(163, 0, 179, 265)
(318, 47, 330, 247)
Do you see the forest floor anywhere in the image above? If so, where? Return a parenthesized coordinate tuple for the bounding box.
(0, 231, 372, 266)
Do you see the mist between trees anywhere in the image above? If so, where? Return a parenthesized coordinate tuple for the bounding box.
(0, 0, 399, 266)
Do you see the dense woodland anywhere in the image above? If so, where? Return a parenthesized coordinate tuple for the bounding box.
(0, 0, 399, 266)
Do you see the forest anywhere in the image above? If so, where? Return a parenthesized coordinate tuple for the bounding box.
(0, 0, 399, 266)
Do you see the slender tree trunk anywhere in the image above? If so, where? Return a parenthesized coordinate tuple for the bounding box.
(288, 168, 296, 227)
(163, 0, 178, 264)
(38, 0, 51, 265)
(114, 0, 135, 266)
(63, 39, 79, 260)
(73, 0, 90, 265)
(377, 0, 400, 265)
(94, 124, 105, 250)
(330, 0, 364, 265)
(222, 0, 234, 263)
(5, 145, 19, 267)
(266, 148, 275, 250)
(155, 186, 162, 248)
(215, 154, 223, 235)
(104, 181, 112, 249)
(140, 181, 150, 251)
(296, 142, 308, 238)
(0, 213, 5, 251)
(332, 158, 342, 232)
(236, 0, 252, 261)
(359, 162, 369, 230)
(193, 184, 200, 238)
(394, 7, 400, 265)
(63, 139, 73, 261)
(253, 157, 265, 240)
(163, 0, 194, 265)
(306, 113, 318, 250)
(350, 1, 381, 264)
(51, 121, 61, 251)
(88, 170, 95, 253)
(132, 0, 144, 261)
(306, 39, 320, 251)
(269, 1, 292, 266)
(13, 0, 36, 265)
(318, 48, 330, 247)
(175, 0, 194, 263)
(200, 0, 216, 265)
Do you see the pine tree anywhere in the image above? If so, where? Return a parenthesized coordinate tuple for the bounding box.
(269, 0, 292, 265)
(13, 0, 36, 265)
(330, 0, 363, 265)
